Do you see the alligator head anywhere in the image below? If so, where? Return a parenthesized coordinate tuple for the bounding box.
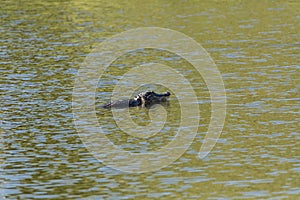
(102, 91, 171, 109)
(136, 91, 171, 107)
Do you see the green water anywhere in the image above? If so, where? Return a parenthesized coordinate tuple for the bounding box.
(1, 0, 299, 199)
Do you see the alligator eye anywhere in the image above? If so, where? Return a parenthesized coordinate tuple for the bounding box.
(145, 92, 152, 96)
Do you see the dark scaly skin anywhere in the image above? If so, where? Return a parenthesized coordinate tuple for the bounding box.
(102, 91, 171, 109)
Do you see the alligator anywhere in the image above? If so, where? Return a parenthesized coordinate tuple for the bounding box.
(102, 91, 171, 109)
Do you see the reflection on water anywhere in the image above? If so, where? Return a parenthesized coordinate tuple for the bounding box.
(1, 0, 299, 199)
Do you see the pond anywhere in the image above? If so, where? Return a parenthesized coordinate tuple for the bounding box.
(1, 0, 299, 199)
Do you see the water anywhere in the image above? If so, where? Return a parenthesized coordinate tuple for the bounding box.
(1, 1, 299, 199)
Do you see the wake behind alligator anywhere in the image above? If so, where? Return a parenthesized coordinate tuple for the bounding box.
(102, 91, 171, 109)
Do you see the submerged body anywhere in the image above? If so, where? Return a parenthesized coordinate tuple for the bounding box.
(102, 91, 171, 109)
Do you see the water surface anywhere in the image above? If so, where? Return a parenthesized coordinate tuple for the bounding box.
(1, 0, 299, 199)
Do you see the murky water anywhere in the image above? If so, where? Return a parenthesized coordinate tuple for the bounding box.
(1, 1, 299, 199)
